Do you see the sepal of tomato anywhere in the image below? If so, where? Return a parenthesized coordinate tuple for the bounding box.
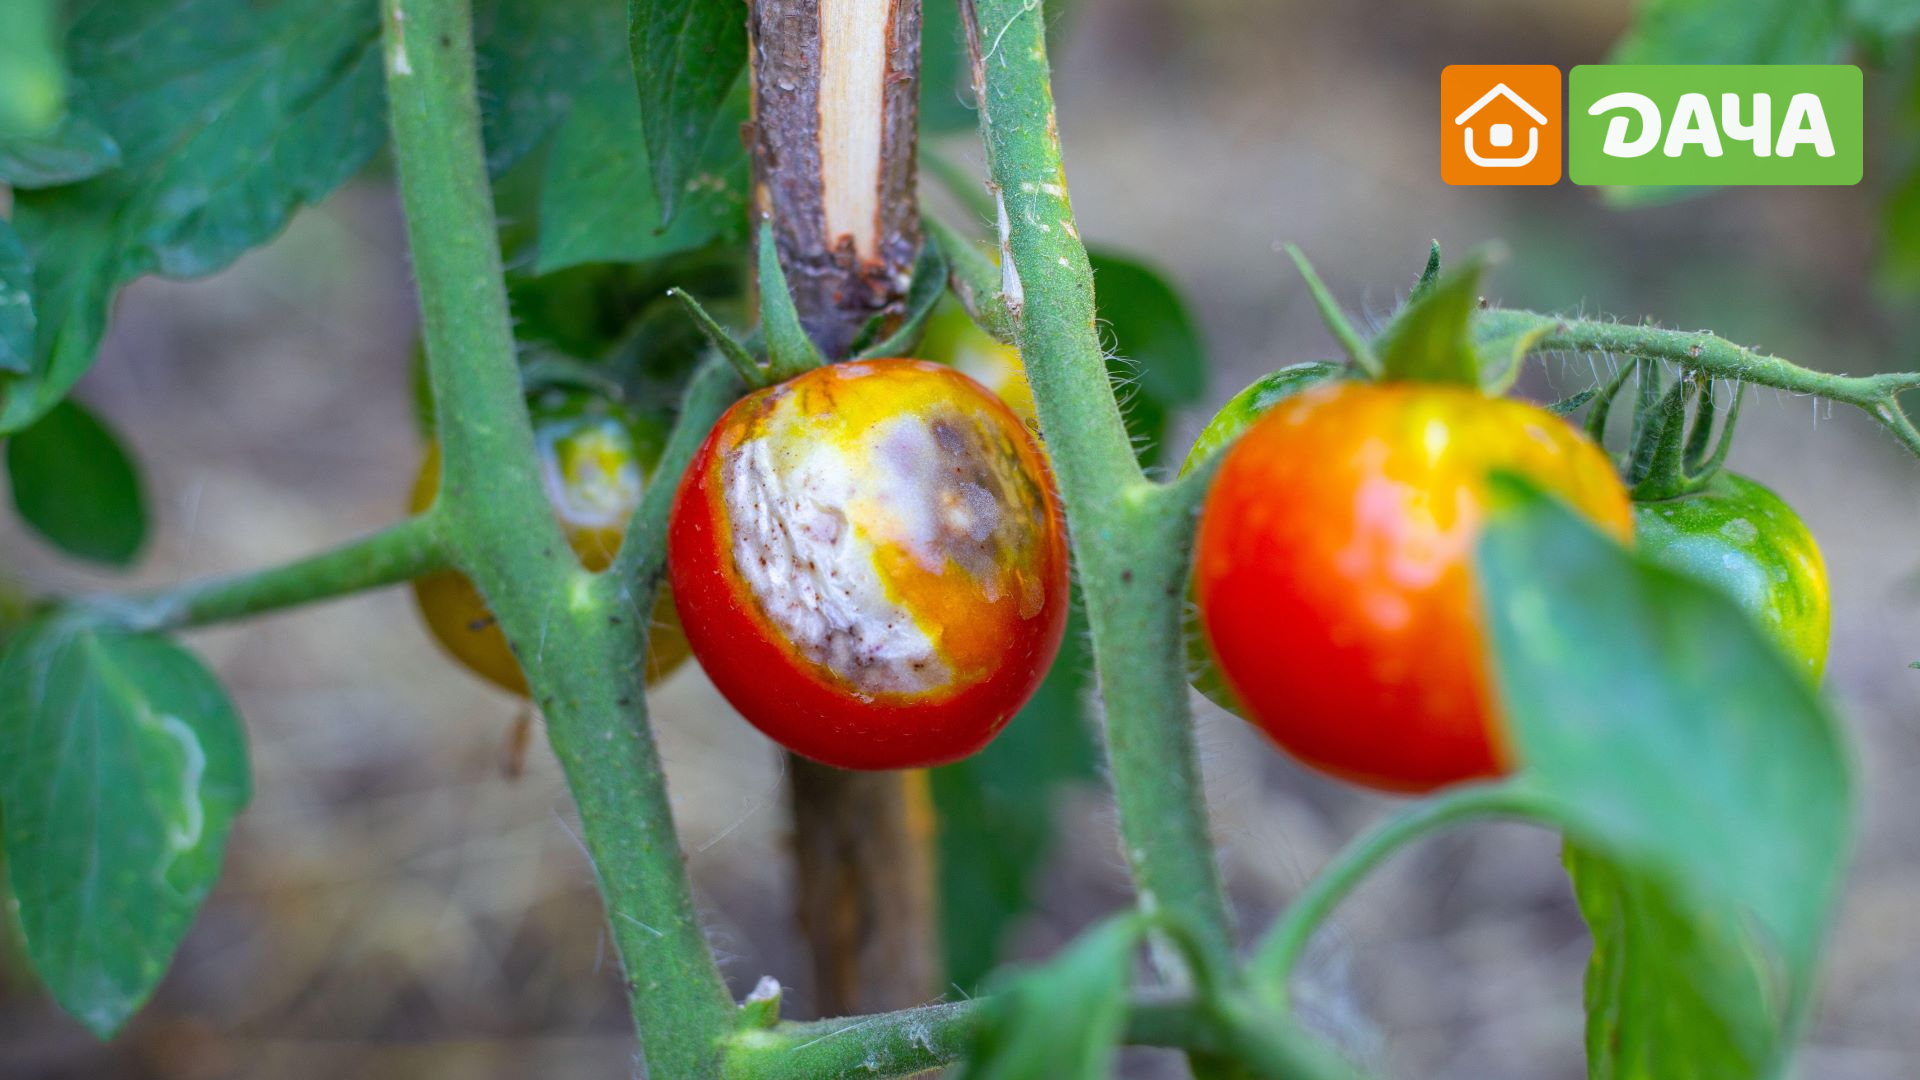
(668, 358, 1070, 770)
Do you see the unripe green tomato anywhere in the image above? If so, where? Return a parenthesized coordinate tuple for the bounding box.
(411, 400, 690, 695)
(1632, 472, 1830, 681)
(1178, 362, 1344, 712)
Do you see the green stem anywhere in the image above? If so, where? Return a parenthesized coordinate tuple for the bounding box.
(1479, 308, 1920, 458)
(92, 515, 448, 632)
(963, 0, 1236, 969)
(1249, 784, 1549, 1007)
(380, 0, 735, 1073)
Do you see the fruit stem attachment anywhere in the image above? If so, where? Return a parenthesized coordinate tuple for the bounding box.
(380, 0, 735, 1072)
(1249, 784, 1551, 1009)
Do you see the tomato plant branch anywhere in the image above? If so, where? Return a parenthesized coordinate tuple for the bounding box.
(1479, 308, 1920, 458)
(381, 0, 734, 1073)
(1248, 784, 1552, 1008)
(961, 0, 1235, 974)
(89, 514, 449, 633)
(724, 991, 1355, 1080)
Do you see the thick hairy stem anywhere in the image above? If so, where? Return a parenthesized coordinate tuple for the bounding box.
(1479, 308, 1920, 458)
(961, 0, 1235, 973)
(748, 0, 923, 358)
(749, 0, 939, 1016)
(88, 515, 448, 633)
(381, 1, 734, 1073)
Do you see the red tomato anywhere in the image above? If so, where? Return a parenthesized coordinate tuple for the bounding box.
(1193, 380, 1633, 793)
(669, 359, 1070, 769)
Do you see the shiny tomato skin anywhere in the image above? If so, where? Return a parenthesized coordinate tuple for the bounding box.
(1193, 380, 1633, 793)
(1633, 472, 1829, 681)
(412, 410, 690, 696)
(668, 359, 1070, 770)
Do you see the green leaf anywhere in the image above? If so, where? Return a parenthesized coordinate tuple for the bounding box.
(1612, 0, 1846, 64)
(934, 601, 1099, 992)
(1478, 480, 1853, 1078)
(2, 0, 387, 434)
(0, 93, 121, 189)
(954, 915, 1143, 1080)
(630, 0, 749, 220)
(535, 49, 747, 274)
(0, 0, 64, 137)
(1851, 0, 1920, 36)
(757, 223, 827, 379)
(1374, 255, 1486, 386)
(475, 0, 623, 176)
(6, 399, 147, 566)
(0, 619, 251, 1037)
(1089, 249, 1208, 466)
(1566, 842, 1779, 1078)
(0, 221, 32, 374)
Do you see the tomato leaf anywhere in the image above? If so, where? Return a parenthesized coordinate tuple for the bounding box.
(0, 0, 64, 138)
(1283, 246, 1379, 376)
(1565, 841, 1780, 1076)
(933, 601, 1099, 992)
(1477, 478, 1853, 1078)
(0, 620, 251, 1038)
(475, 0, 622, 176)
(629, 0, 749, 221)
(1, 0, 386, 435)
(953, 915, 1143, 1080)
(1374, 254, 1486, 387)
(1612, 0, 1846, 64)
(0, 221, 32, 375)
(6, 398, 147, 566)
(0, 93, 121, 189)
(535, 47, 747, 274)
(1089, 249, 1208, 467)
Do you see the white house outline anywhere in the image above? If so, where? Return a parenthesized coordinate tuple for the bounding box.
(1453, 83, 1549, 127)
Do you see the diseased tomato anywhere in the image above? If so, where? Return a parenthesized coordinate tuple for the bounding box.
(668, 358, 1070, 770)
(1633, 472, 1829, 681)
(1193, 380, 1633, 793)
(411, 405, 690, 695)
(1179, 362, 1345, 713)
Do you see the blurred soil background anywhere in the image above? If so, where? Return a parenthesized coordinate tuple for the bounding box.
(5, 0, 1920, 1077)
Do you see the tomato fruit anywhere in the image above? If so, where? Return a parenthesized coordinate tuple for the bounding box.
(1179, 362, 1345, 713)
(411, 404, 690, 695)
(668, 358, 1070, 769)
(1633, 472, 1829, 681)
(1193, 380, 1633, 793)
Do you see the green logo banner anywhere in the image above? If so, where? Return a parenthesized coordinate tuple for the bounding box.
(1569, 65, 1862, 187)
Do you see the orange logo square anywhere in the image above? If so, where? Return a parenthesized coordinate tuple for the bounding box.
(1442, 65, 1562, 185)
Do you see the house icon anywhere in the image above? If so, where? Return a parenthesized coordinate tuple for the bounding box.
(1453, 83, 1549, 167)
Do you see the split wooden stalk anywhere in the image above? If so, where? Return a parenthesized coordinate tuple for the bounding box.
(746, 0, 937, 1017)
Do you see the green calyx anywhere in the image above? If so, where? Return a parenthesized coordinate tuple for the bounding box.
(1290, 242, 1537, 393)
(1596, 362, 1746, 501)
